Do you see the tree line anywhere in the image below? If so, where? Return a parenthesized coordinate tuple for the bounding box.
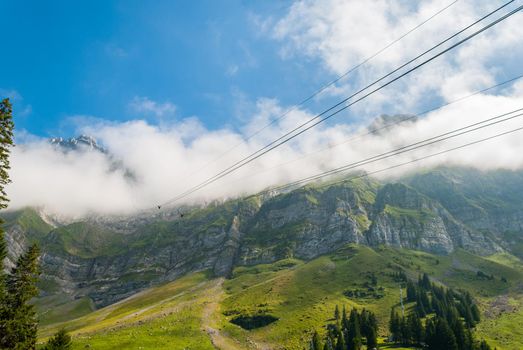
(309, 305, 378, 350)
(0, 99, 71, 350)
(389, 272, 493, 350)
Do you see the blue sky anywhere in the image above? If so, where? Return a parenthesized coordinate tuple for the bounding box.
(4, 0, 523, 214)
(1, 0, 335, 137)
(3, 1, 521, 141)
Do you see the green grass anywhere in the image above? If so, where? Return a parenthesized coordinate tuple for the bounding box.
(70, 303, 214, 350)
(1, 208, 53, 241)
(38, 245, 523, 350)
(383, 205, 435, 223)
(44, 222, 127, 258)
(485, 252, 523, 269)
(36, 295, 95, 326)
(476, 296, 523, 350)
(39, 272, 216, 350)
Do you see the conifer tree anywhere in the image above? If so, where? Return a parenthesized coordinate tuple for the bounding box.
(389, 309, 401, 342)
(416, 293, 426, 317)
(341, 305, 348, 330)
(366, 327, 378, 349)
(420, 273, 431, 289)
(399, 316, 411, 345)
(310, 331, 322, 350)
(347, 309, 362, 350)
(0, 98, 14, 217)
(452, 320, 471, 350)
(478, 340, 492, 350)
(426, 317, 458, 350)
(323, 336, 334, 350)
(334, 332, 345, 350)
(420, 288, 431, 312)
(425, 317, 435, 344)
(470, 303, 481, 324)
(407, 313, 423, 345)
(2, 244, 41, 348)
(334, 305, 340, 321)
(0, 98, 16, 347)
(406, 280, 417, 302)
(44, 329, 72, 350)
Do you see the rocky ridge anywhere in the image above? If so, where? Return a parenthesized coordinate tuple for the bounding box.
(2, 167, 522, 307)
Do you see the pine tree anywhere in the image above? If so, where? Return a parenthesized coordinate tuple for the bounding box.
(452, 319, 470, 350)
(408, 313, 423, 345)
(416, 293, 426, 317)
(426, 317, 458, 350)
(366, 327, 378, 349)
(334, 332, 345, 350)
(470, 303, 481, 324)
(425, 318, 436, 345)
(389, 309, 401, 343)
(44, 329, 72, 350)
(2, 244, 41, 349)
(478, 340, 492, 350)
(347, 309, 362, 350)
(420, 288, 432, 312)
(334, 305, 340, 321)
(421, 273, 431, 289)
(0, 98, 14, 214)
(310, 331, 322, 350)
(0, 98, 16, 347)
(399, 316, 411, 345)
(323, 336, 334, 350)
(406, 280, 417, 302)
(341, 305, 348, 330)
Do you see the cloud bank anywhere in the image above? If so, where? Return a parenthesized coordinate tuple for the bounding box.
(6, 0, 523, 217)
(8, 90, 523, 217)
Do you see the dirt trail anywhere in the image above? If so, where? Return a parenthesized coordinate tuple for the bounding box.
(201, 278, 249, 350)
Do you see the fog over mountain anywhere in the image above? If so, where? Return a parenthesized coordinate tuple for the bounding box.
(6, 0, 523, 218)
(8, 88, 523, 218)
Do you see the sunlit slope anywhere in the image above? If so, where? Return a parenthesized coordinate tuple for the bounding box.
(39, 272, 217, 350)
(39, 245, 523, 350)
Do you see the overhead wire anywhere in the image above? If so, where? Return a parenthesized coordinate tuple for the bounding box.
(217, 73, 523, 185)
(307, 125, 523, 192)
(159, 1, 521, 206)
(187, 0, 461, 176)
(265, 107, 523, 192)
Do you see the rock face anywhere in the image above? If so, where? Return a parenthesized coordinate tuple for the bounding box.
(2, 167, 523, 307)
(50, 135, 107, 153)
(365, 183, 499, 255)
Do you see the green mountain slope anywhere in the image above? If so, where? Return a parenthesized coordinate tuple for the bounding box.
(38, 245, 523, 350)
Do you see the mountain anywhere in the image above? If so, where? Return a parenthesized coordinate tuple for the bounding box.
(49, 135, 107, 153)
(48, 134, 136, 181)
(2, 166, 521, 304)
(2, 166, 523, 348)
(37, 245, 523, 350)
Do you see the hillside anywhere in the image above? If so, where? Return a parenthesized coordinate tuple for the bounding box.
(2, 166, 523, 348)
(37, 245, 523, 350)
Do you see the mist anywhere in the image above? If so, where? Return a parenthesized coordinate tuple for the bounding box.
(7, 87, 523, 218)
(6, 0, 523, 217)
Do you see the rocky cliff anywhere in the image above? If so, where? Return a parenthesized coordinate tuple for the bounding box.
(2, 167, 522, 307)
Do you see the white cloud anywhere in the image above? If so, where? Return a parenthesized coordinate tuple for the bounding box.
(129, 96, 177, 118)
(269, 0, 523, 116)
(4, 1, 523, 218)
(7, 87, 523, 218)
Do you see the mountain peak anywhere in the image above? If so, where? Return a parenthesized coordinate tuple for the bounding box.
(49, 135, 106, 153)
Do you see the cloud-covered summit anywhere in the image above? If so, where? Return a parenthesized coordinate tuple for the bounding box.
(5, 1, 523, 217)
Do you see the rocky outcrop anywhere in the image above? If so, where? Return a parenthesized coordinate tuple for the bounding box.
(366, 183, 500, 255)
(213, 216, 242, 278)
(2, 167, 522, 307)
